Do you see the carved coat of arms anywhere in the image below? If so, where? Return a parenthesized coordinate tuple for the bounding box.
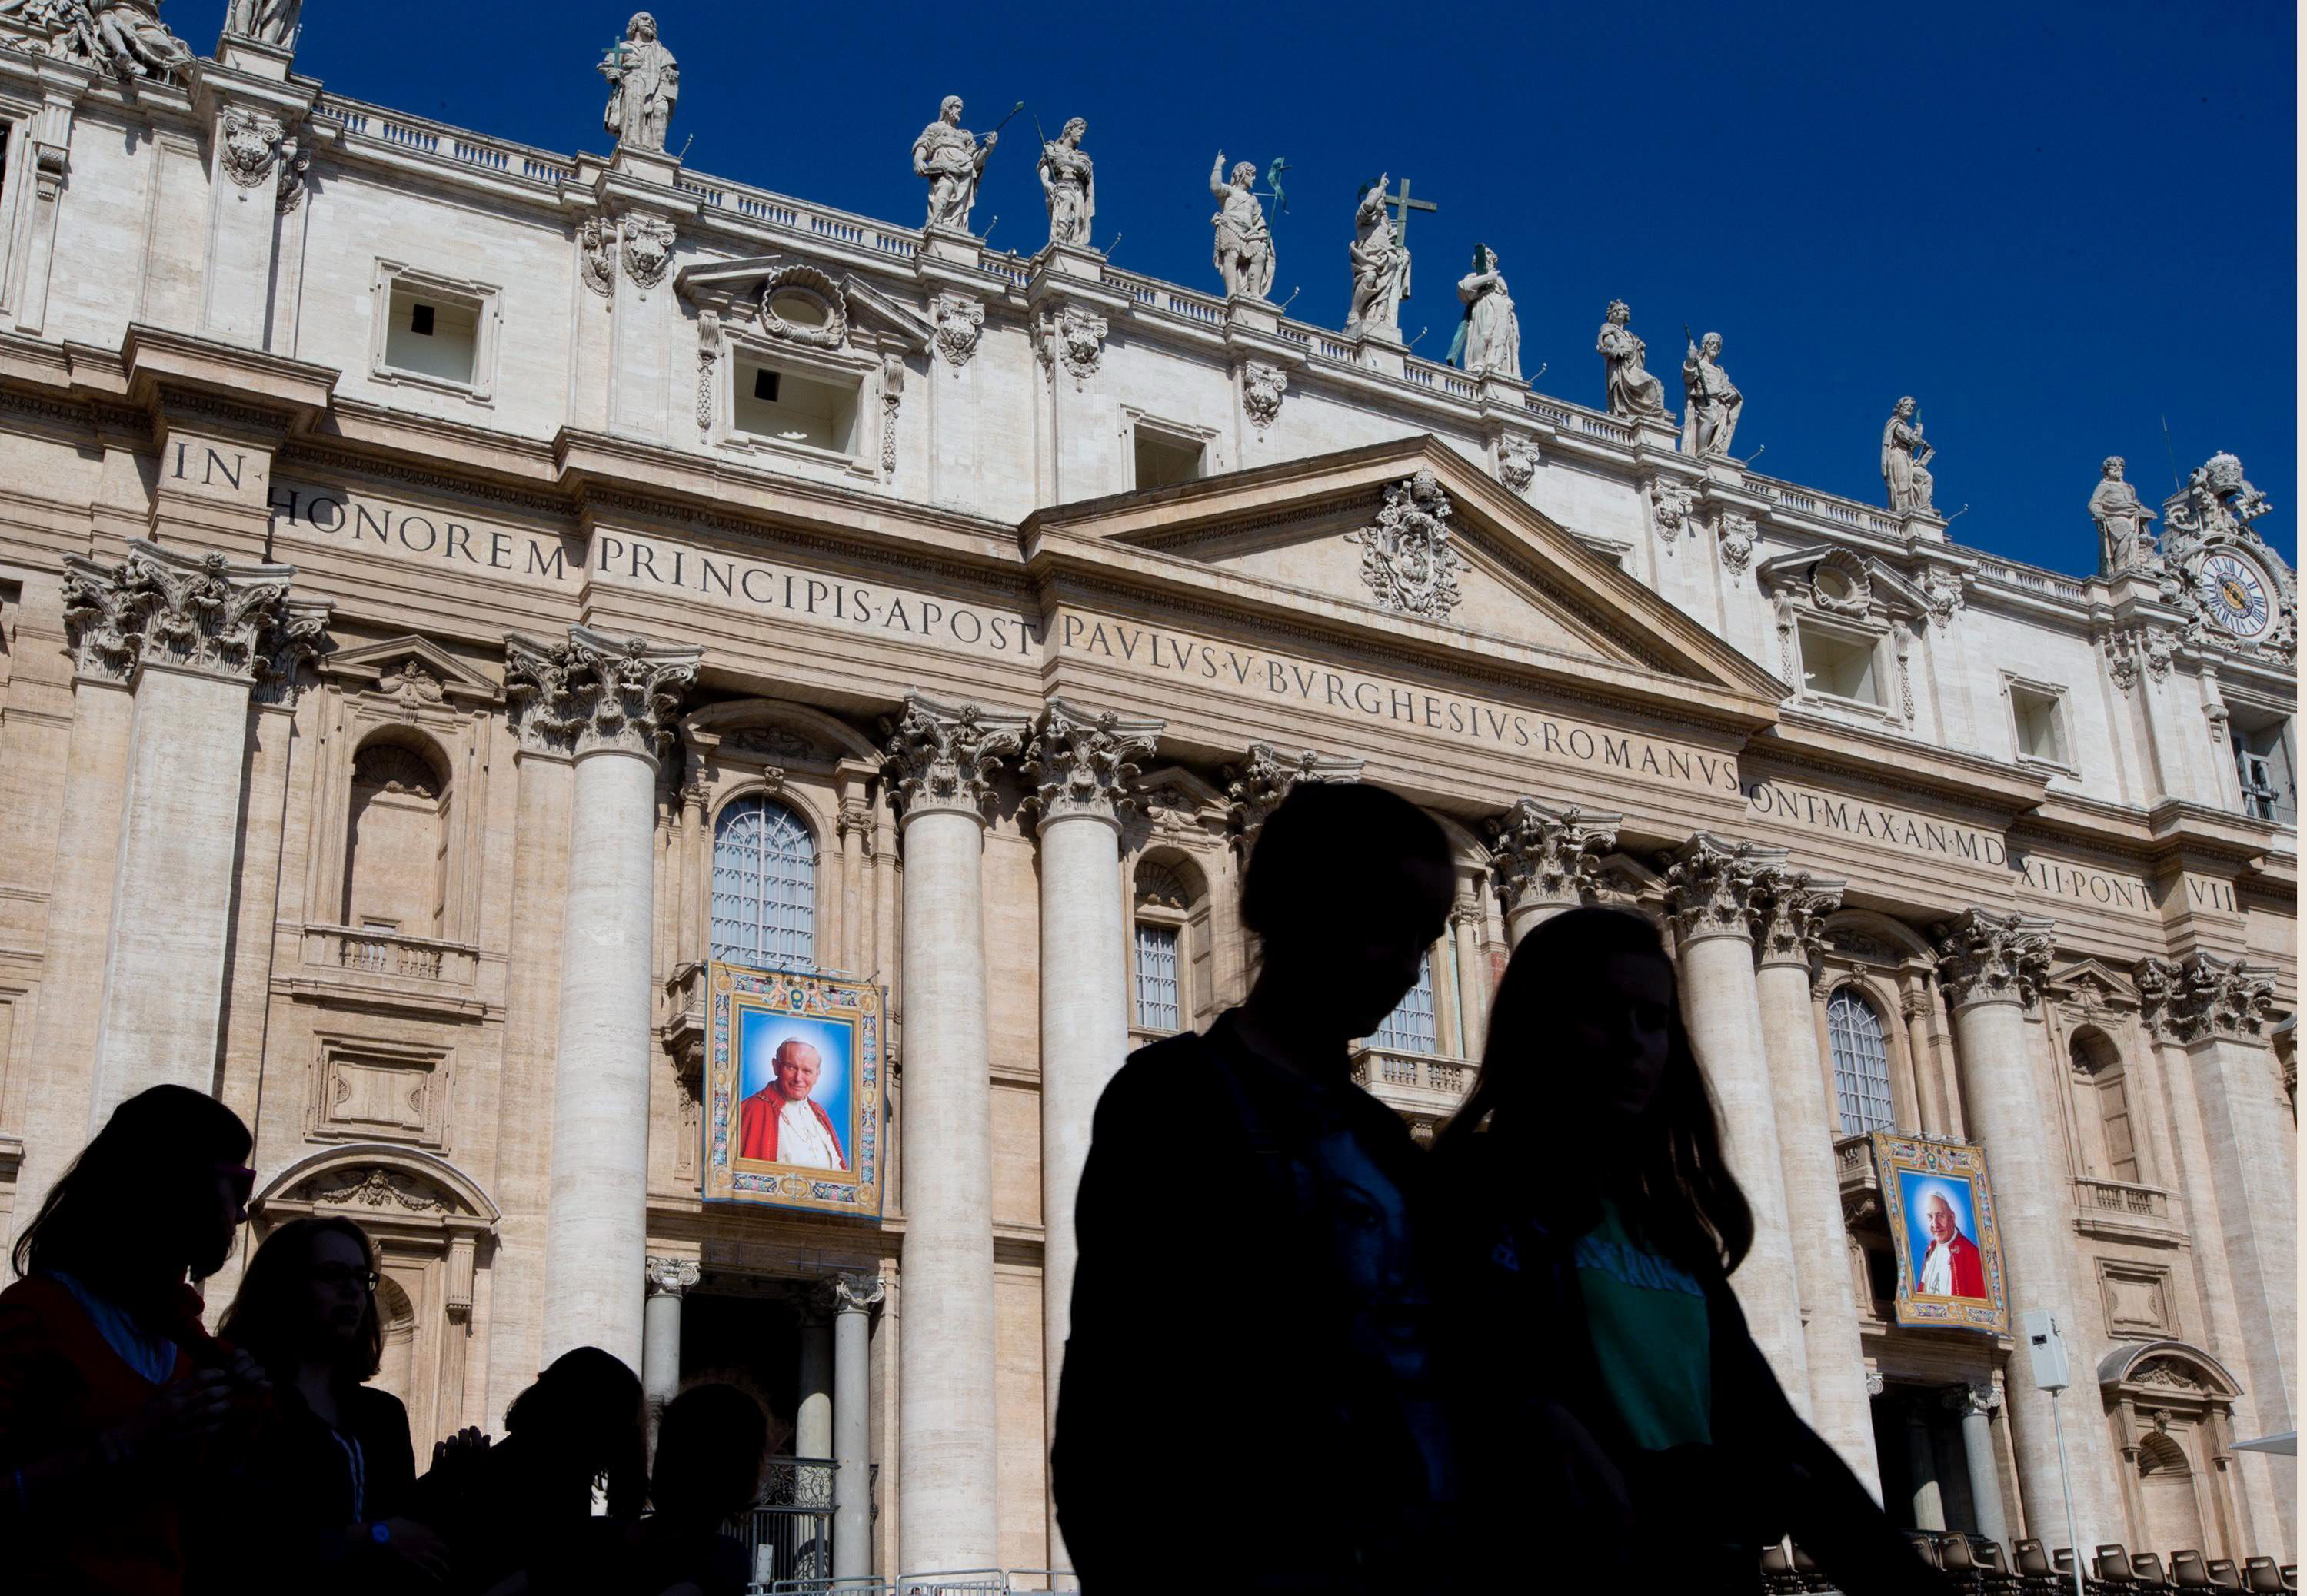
(1348, 470, 1466, 620)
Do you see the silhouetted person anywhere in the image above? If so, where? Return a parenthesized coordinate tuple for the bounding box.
(1054, 780, 1459, 1594)
(581, 1382, 766, 1596)
(213, 1215, 449, 1589)
(1433, 907, 1942, 1594)
(0, 1084, 269, 1595)
(410, 1345, 647, 1594)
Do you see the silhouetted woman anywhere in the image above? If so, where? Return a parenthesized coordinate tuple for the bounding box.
(594, 1381, 766, 1596)
(1056, 780, 1461, 1594)
(0, 1084, 268, 1594)
(1434, 907, 1939, 1594)
(409, 1344, 647, 1594)
(215, 1215, 450, 1588)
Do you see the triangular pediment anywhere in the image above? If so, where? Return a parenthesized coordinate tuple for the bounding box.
(1020, 437, 1788, 712)
(675, 256, 937, 352)
(319, 635, 500, 705)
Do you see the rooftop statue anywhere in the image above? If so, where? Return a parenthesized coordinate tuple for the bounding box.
(1345, 177, 1410, 339)
(1681, 331, 1742, 459)
(2088, 456, 2158, 575)
(223, 0, 297, 44)
(1450, 245, 1519, 379)
(0, 0, 195, 79)
(600, 12, 678, 153)
(1882, 397, 1936, 514)
(1597, 301, 1670, 422)
(1210, 151, 1276, 299)
(916, 96, 998, 233)
(1037, 117, 1094, 248)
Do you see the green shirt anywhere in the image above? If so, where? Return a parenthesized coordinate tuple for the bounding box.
(1575, 1202, 1713, 1451)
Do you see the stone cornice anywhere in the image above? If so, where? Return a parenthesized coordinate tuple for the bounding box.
(121, 324, 337, 429)
(1754, 713, 2049, 823)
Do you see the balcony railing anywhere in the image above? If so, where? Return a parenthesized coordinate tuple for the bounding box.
(1348, 1045, 1476, 1131)
(728, 1456, 838, 1589)
(304, 925, 478, 986)
(2074, 1176, 2170, 1223)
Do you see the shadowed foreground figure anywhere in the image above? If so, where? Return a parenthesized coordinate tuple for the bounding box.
(1055, 780, 1460, 1594)
(1435, 907, 1943, 1594)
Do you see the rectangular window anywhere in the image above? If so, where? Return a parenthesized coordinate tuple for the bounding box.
(2010, 683, 2068, 766)
(2231, 712, 2295, 826)
(734, 357, 859, 454)
(1134, 430, 1204, 490)
(1371, 952, 1439, 1056)
(384, 285, 479, 385)
(1134, 923, 1180, 1032)
(1798, 623, 1882, 706)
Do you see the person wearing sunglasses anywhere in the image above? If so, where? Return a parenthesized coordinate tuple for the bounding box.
(0, 1083, 271, 1594)
(216, 1215, 453, 1590)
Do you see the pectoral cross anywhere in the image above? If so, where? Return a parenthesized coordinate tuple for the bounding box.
(1380, 176, 1437, 253)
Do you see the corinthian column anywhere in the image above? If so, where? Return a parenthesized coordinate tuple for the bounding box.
(68, 540, 330, 1122)
(1223, 741, 1362, 846)
(1661, 836, 1810, 1406)
(513, 627, 700, 1373)
(1487, 796, 1620, 944)
(1024, 699, 1161, 1571)
(883, 693, 1031, 1576)
(1935, 909, 2121, 1540)
(1750, 869, 1879, 1488)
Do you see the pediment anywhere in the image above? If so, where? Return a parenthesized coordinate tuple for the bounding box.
(1021, 437, 1788, 709)
(676, 255, 937, 353)
(2047, 955, 2141, 1010)
(319, 634, 501, 706)
(1757, 545, 1932, 621)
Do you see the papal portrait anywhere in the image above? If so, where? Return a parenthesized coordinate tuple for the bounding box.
(704, 967, 884, 1219)
(1900, 1173, 1986, 1300)
(736, 1012, 852, 1172)
(1871, 1132, 2006, 1334)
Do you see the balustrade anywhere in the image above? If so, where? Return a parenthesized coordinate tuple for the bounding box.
(304, 924, 479, 986)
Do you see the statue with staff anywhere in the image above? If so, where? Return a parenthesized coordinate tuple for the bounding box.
(1680, 325, 1743, 458)
(599, 12, 678, 152)
(916, 95, 1018, 233)
(1210, 149, 1277, 299)
(1346, 175, 1410, 338)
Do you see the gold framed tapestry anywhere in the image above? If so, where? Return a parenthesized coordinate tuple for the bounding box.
(702, 963, 883, 1219)
(1873, 1132, 2008, 1334)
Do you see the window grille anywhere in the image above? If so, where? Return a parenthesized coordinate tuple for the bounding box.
(711, 796, 815, 969)
(1826, 986, 1895, 1134)
(1371, 952, 1439, 1056)
(1134, 923, 1181, 1032)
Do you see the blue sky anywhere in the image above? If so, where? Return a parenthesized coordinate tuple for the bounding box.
(174, 1, 2295, 575)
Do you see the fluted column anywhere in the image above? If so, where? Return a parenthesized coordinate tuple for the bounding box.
(67, 540, 329, 1122)
(515, 627, 700, 1373)
(1751, 868, 1879, 1488)
(1487, 796, 1620, 944)
(1949, 1383, 2010, 1545)
(641, 1255, 700, 1431)
(1024, 699, 1161, 1571)
(1936, 909, 2122, 1541)
(883, 694, 1031, 1575)
(829, 1274, 887, 1580)
(1661, 836, 1809, 1404)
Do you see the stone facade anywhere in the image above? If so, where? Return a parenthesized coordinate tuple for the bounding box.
(0, 15, 2293, 1580)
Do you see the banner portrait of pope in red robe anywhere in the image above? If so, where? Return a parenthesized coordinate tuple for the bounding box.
(737, 1032, 848, 1172)
(1908, 1179, 1987, 1299)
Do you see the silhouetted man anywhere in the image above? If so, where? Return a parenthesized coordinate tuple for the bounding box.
(1054, 781, 1458, 1594)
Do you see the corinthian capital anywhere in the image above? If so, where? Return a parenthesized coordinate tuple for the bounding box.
(1224, 742, 1363, 845)
(2135, 953, 2279, 1045)
(1750, 868, 1846, 970)
(881, 693, 1032, 820)
(1023, 699, 1163, 826)
(504, 626, 699, 761)
(60, 540, 329, 690)
(1933, 909, 2054, 1009)
(1488, 797, 1620, 918)
(1661, 835, 1785, 945)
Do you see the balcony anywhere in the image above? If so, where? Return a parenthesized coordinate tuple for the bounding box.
(1834, 1132, 1883, 1225)
(1348, 1046, 1477, 1139)
(2073, 1176, 2180, 1245)
(285, 925, 485, 1019)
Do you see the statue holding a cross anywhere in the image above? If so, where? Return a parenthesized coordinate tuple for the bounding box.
(1346, 175, 1413, 340)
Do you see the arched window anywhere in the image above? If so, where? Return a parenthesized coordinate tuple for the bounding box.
(2069, 1030, 2139, 1182)
(1132, 858, 1207, 1037)
(1372, 952, 1439, 1056)
(711, 796, 816, 969)
(1826, 986, 1895, 1134)
(344, 740, 450, 936)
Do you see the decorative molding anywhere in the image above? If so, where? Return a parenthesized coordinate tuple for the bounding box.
(2135, 953, 2280, 1046)
(760, 263, 850, 350)
(644, 1255, 702, 1298)
(305, 1165, 445, 1214)
(502, 625, 699, 761)
(579, 217, 618, 298)
(1716, 510, 1756, 574)
(1347, 470, 1465, 620)
(880, 693, 1030, 821)
(1933, 908, 2056, 1009)
(879, 354, 904, 479)
(1241, 361, 1287, 435)
(930, 291, 985, 367)
(1649, 477, 1696, 541)
(1488, 797, 1620, 917)
(1023, 699, 1163, 826)
(827, 1273, 888, 1315)
(1660, 835, 1784, 946)
(1034, 303, 1107, 388)
(621, 214, 677, 289)
(1751, 868, 1846, 969)
(1224, 742, 1361, 843)
(218, 107, 291, 188)
(1496, 434, 1540, 494)
(59, 540, 329, 693)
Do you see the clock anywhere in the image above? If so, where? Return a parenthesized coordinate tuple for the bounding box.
(2191, 550, 2275, 641)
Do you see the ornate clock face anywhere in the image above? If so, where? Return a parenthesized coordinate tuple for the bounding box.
(2192, 550, 2275, 640)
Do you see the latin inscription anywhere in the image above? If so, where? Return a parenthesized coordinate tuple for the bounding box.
(2016, 854, 2159, 916)
(1744, 777, 2008, 868)
(270, 484, 575, 585)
